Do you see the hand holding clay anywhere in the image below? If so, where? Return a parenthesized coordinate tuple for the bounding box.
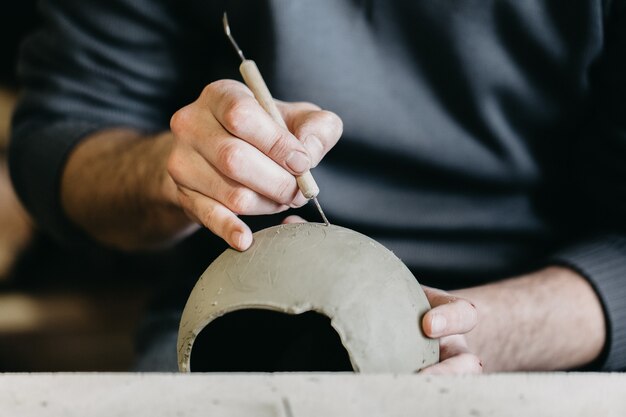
(167, 79, 342, 250)
(283, 215, 482, 374)
(420, 286, 483, 374)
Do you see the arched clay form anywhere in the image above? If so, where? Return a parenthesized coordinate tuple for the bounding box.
(177, 223, 439, 373)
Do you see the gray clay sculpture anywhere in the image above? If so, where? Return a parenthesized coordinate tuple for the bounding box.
(177, 223, 439, 372)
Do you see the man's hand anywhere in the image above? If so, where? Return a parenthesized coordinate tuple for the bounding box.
(167, 79, 342, 251)
(61, 80, 341, 252)
(281, 219, 605, 373)
(418, 267, 606, 373)
(284, 215, 483, 374)
(285, 215, 483, 374)
(419, 286, 483, 374)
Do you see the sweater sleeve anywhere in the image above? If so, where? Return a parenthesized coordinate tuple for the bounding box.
(549, 1, 626, 371)
(8, 0, 192, 245)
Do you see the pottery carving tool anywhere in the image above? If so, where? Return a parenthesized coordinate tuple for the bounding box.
(222, 12, 330, 226)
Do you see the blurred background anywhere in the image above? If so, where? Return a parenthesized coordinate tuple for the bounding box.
(0, 2, 151, 371)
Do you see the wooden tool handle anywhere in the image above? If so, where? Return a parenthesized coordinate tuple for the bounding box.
(239, 60, 320, 199)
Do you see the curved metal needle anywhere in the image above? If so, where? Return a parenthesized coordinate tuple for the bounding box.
(222, 12, 246, 62)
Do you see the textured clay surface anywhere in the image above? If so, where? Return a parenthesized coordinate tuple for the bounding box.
(177, 223, 439, 372)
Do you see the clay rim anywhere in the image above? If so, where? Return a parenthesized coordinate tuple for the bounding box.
(178, 303, 358, 373)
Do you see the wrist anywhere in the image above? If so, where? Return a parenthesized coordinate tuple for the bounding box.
(152, 132, 181, 208)
(62, 129, 197, 250)
(449, 266, 606, 372)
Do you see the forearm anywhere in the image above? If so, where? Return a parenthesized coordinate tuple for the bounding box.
(454, 266, 606, 372)
(61, 128, 195, 251)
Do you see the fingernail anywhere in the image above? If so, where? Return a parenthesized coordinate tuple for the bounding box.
(303, 135, 323, 166)
(430, 315, 447, 335)
(231, 231, 251, 251)
(286, 151, 310, 174)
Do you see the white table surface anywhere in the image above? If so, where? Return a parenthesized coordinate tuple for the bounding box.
(0, 372, 624, 417)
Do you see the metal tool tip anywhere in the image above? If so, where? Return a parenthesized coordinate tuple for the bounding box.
(312, 197, 330, 226)
(222, 12, 230, 35)
(222, 11, 246, 61)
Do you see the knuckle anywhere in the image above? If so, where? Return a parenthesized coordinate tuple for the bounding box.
(202, 79, 236, 98)
(225, 187, 253, 214)
(170, 105, 193, 136)
(200, 82, 216, 99)
(268, 132, 293, 160)
(221, 98, 253, 134)
(457, 299, 479, 328)
(275, 177, 297, 205)
(297, 110, 343, 151)
(166, 151, 184, 182)
(216, 141, 244, 177)
(199, 202, 219, 230)
(318, 110, 343, 138)
(446, 296, 459, 304)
